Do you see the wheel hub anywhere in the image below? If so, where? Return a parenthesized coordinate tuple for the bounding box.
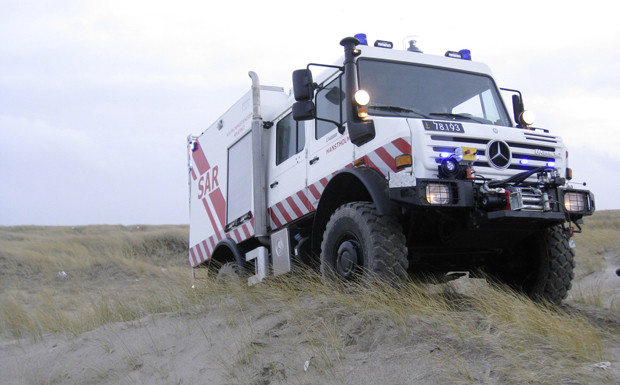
(336, 240, 360, 278)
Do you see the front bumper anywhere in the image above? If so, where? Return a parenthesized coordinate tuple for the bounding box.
(389, 178, 595, 222)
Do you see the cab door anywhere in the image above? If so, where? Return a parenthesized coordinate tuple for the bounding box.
(266, 111, 308, 228)
(306, 75, 354, 207)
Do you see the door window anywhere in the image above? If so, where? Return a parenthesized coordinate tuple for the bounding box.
(276, 113, 305, 165)
(315, 77, 344, 139)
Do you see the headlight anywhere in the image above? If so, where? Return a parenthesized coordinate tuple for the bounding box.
(426, 183, 450, 205)
(564, 191, 586, 212)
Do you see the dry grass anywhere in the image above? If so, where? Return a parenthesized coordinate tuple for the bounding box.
(0, 225, 196, 339)
(573, 210, 620, 273)
(0, 213, 618, 384)
(198, 271, 611, 383)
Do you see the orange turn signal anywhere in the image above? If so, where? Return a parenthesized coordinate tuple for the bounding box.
(395, 154, 412, 170)
(357, 107, 368, 119)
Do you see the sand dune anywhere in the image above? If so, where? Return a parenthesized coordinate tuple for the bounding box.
(1, 217, 619, 384)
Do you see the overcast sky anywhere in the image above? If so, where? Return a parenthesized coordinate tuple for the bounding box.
(1, 0, 619, 226)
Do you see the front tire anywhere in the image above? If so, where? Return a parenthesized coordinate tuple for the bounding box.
(320, 202, 408, 283)
(489, 225, 575, 304)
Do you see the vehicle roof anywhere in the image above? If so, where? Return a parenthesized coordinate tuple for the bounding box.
(356, 44, 494, 76)
(312, 43, 495, 86)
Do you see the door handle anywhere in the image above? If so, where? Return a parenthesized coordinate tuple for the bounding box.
(309, 156, 319, 165)
(270, 181, 279, 188)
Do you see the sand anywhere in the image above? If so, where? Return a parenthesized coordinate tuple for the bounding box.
(1, 240, 619, 384)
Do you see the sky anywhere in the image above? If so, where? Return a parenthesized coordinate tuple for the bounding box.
(1, 0, 619, 226)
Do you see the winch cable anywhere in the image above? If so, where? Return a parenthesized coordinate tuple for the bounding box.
(487, 166, 551, 188)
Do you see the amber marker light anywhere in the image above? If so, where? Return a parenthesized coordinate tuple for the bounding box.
(395, 154, 412, 170)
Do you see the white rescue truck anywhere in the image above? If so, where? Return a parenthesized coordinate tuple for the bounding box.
(187, 35, 595, 303)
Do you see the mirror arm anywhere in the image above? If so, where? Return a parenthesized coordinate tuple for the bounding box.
(314, 116, 344, 133)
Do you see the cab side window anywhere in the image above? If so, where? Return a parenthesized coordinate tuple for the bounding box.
(276, 113, 305, 165)
(315, 76, 344, 139)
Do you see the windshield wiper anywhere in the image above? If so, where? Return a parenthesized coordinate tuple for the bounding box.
(429, 112, 488, 124)
(368, 104, 430, 118)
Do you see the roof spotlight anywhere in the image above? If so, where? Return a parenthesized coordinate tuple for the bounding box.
(354, 89, 370, 106)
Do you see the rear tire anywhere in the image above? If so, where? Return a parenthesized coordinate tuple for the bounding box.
(320, 202, 408, 283)
(488, 225, 575, 304)
(216, 262, 244, 283)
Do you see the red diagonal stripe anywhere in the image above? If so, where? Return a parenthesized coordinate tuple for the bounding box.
(393, 138, 411, 154)
(242, 223, 251, 239)
(192, 143, 211, 175)
(297, 190, 314, 212)
(196, 242, 205, 263)
(209, 188, 227, 229)
(363, 155, 380, 175)
(202, 198, 219, 233)
(286, 196, 304, 218)
(375, 146, 398, 173)
(189, 248, 198, 266)
(202, 240, 211, 261)
(270, 208, 282, 228)
(276, 201, 292, 224)
(309, 183, 321, 200)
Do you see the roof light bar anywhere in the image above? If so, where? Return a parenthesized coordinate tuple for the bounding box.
(445, 50, 472, 60)
(374, 40, 393, 49)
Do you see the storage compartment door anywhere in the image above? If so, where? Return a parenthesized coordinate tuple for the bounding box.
(227, 133, 253, 224)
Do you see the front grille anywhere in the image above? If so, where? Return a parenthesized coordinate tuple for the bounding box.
(524, 132, 558, 144)
(429, 132, 560, 173)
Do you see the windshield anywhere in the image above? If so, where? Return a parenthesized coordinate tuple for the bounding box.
(358, 59, 512, 127)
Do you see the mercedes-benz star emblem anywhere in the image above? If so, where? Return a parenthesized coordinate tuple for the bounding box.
(487, 140, 511, 169)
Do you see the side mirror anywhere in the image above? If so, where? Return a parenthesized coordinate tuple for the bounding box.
(511, 94, 535, 126)
(292, 69, 315, 101)
(292, 100, 315, 121)
(511, 94, 524, 126)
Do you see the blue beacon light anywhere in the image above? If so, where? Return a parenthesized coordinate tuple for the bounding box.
(459, 49, 471, 60)
(354, 33, 368, 45)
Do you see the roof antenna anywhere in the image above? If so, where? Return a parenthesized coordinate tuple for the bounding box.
(407, 39, 422, 53)
(403, 35, 422, 53)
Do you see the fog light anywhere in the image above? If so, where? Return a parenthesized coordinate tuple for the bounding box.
(564, 191, 586, 212)
(426, 183, 450, 205)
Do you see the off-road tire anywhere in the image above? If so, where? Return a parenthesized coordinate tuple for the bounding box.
(320, 202, 408, 283)
(489, 225, 575, 304)
(529, 225, 576, 304)
(216, 262, 244, 283)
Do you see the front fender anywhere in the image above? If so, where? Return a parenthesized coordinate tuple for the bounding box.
(311, 167, 398, 256)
